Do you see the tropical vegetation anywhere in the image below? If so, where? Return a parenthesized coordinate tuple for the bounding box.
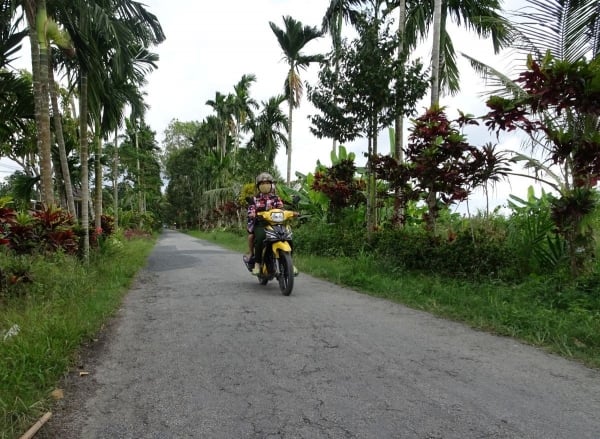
(1, 0, 600, 436)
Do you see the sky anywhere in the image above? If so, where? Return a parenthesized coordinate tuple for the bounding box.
(3, 0, 544, 214)
(139, 0, 540, 214)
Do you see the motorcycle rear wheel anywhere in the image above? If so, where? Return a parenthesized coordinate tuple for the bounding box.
(277, 251, 294, 296)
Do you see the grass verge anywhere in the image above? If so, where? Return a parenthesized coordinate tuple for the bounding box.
(190, 229, 600, 370)
(0, 235, 155, 439)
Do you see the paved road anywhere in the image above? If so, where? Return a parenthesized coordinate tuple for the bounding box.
(43, 230, 600, 438)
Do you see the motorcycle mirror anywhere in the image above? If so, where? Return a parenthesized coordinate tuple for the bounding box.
(245, 196, 255, 205)
(292, 195, 300, 205)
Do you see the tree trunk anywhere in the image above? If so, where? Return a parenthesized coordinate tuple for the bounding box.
(393, 0, 407, 227)
(94, 120, 102, 230)
(287, 69, 294, 185)
(25, 0, 52, 206)
(366, 115, 376, 238)
(430, 0, 442, 107)
(48, 51, 77, 218)
(26, 17, 42, 203)
(80, 73, 90, 261)
(35, 0, 54, 205)
(135, 127, 144, 214)
(113, 128, 119, 230)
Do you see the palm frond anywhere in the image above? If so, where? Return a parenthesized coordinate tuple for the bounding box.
(461, 52, 526, 99)
(509, 0, 599, 62)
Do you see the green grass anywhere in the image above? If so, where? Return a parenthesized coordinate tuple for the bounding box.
(0, 236, 155, 439)
(190, 229, 600, 370)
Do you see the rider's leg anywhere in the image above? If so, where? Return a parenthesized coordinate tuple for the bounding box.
(247, 233, 254, 259)
(252, 225, 266, 273)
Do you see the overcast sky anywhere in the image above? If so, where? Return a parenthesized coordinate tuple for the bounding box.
(3, 0, 541, 213)
(139, 0, 537, 213)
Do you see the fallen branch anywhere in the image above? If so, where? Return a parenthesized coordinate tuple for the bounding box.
(19, 411, 52, 439)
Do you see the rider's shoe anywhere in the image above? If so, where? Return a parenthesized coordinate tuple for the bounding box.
(293, 265, 299, 276)
(252, 264, 260, 276)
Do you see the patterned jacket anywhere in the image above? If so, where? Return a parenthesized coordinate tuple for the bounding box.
(247, 193, 284, 231)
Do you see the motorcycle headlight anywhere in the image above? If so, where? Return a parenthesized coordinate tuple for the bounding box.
(270, 211, 284, 223)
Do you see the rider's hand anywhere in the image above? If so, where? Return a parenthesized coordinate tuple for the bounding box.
(293, 211, 300, 217)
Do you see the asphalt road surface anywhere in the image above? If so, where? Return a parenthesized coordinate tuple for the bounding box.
(42, 229, 600, 438)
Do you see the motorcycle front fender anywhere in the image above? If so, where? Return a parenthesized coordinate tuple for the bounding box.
(271, 241, 292, 257)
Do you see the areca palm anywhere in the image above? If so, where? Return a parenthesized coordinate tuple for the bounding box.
(53, 0, 164, 257)
(0, 1, 32, 159)
(231, 74, 258, 158)
(269, 15, 324, 184)
(21, 0, 75, 206)
(206, 91, 235, 160)
(245, 94, 289, 166)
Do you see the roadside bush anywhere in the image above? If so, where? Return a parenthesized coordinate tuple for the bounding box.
(372, 224, 517, 281)
(294, 221, 367, 257)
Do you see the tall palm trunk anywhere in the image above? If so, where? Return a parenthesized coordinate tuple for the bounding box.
(430, 0, 442, 107)
(26, 14, 42, 200)
(393, 0, 407, 227)
(331, 12, 343, 154)
(135, 128, 145, 214)
(35, 0, 54, 205)
(287, 70, 294, 184)
(94, 120, 103, 229)
(424, 0, 443, 233)
(48, 51, 77, 217)
(113, 128, 119, 230)
(79, 73, 90, 261)
(25, 0, 54, 205)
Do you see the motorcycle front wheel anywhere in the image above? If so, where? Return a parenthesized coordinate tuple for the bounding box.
(277, 251, 294, 296)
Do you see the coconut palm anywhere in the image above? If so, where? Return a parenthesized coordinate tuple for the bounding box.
(466, 0, 600, 97)
(269, 16, 324, 184)
(402, 0, 511, 100)
(470, 0, 600, 275)
(430, 0, 442, 106)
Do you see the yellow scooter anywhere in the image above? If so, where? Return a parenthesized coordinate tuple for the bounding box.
(244, 208, 297, 296)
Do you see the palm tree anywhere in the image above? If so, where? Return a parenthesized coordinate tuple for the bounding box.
(47, 51, 77, 216)
(91, 44, 157, 229)
(21, 0, 75, 206)
(469, 0, 600, 275)
(269, 16, 324, 184)
(231, 74, 258, 158)
(0, 2, 33, 168)
(206, 91, 235, 160)
(467, 0, 600, 95)
(430, 0, 442, 106)
(403, 0, 511, 100)
(54, 0, 164, 258)
(245, 94, 289, 166)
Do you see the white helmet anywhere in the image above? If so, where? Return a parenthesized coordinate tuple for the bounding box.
(256, 172, 274, 194)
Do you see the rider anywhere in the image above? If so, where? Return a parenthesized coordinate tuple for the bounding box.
(246, 172, 285, 275)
